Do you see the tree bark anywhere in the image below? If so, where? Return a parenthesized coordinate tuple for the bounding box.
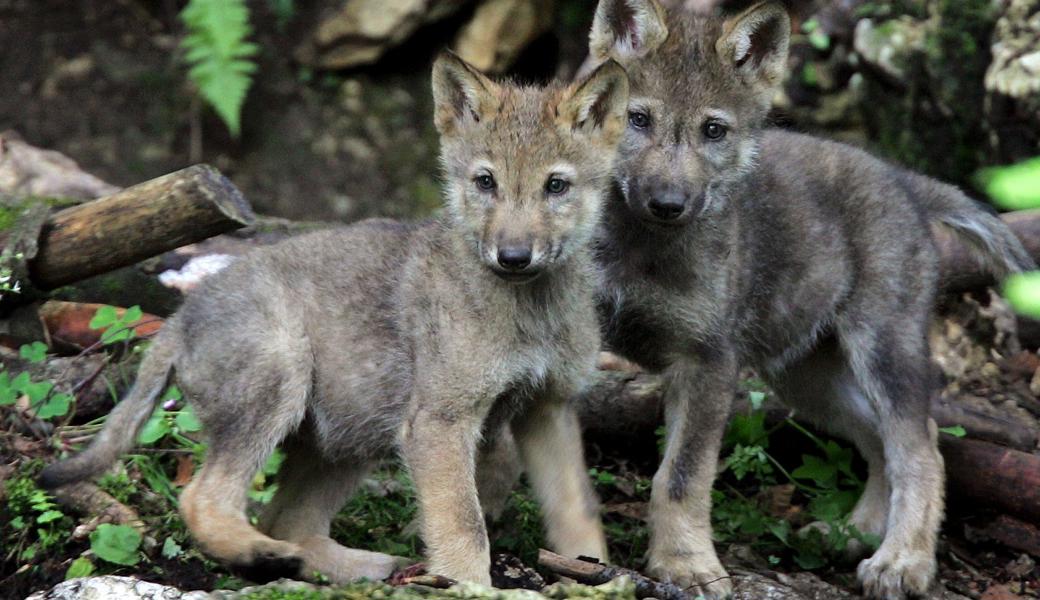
(941, 437, 1040, 524)
(26, 164, 254, 290)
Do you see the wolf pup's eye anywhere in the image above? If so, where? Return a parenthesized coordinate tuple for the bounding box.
(474, 174, 496, 191)
(545, 177, 570, 195)
(628, 111, 650, 129)
(703, 121, 727, 140)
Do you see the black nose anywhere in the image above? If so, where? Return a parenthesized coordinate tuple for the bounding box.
(497, 246, 532, 270)
(647, 189, 687, 220)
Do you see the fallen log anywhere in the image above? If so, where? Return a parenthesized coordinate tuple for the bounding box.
(25, 164, 254, 290)
(574, 369, 1038, 452)
(937, 209, 1040, 293)
(941, 437, 1040, 524)
(537, 549, 695, 600)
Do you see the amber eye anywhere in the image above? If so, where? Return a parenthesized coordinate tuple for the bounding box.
(703, 121, 727, 140)
(545, 177, 570, 195)
(628, 111, 651, 129)
(474, 174, 496, 191)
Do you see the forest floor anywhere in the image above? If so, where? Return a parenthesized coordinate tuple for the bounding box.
(1, 288, 1038, 599)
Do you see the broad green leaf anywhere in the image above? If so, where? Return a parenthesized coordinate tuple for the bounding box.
(0, 372, 16, 405)
(89, 305, 118, 330)
(792, 454, 837, 485)
(22, 379, 53, 404)
(36, 509, 64, 524)
(37, 393, 72, 419)
(977, 157, 1040, 210)
(161, 385, 183, 402)
(1003, 272, 1040, 320)
(20, 341, 48, 363)
(175, 406, 203, 432)
(65, 556, 94, 580)
(123, 305, 143, 323)
(90, 524, 142, 566)
(138, 412, 172, 444)
(939, 425, 967, 438)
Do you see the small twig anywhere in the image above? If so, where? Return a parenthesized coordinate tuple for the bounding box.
(538, 549, 696, 600)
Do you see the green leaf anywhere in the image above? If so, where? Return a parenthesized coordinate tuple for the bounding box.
(138, 412, 172, 444)
(161, 385, 183, 402)
(1003, 272, 1040, 320)
(22, 379, 54, 404)
(977, 157, 1040, 210)
(89, 305, 118, 330)
(123, 306, 143, 323)
(0, 372, 16, 405)
(90, 524, 142, 566)
(175, 406, 203, 432)
(65, 556, 94, 580)
(36, 509, 64, 524)
(20, 341, 48, 363)
(37, 393, 73, 419)
(180, 0, 258, 137)
(161, 537, 183, 559)
(939, 425, 967, 438)
(792, 454, 837, 485)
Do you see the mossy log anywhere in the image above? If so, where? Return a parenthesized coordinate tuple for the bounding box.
(25, 165, 254, 290)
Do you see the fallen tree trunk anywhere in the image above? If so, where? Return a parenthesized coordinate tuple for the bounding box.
(576, 370, 1038, 451)
(941, 437, 1040, 524)
(25, 165, 254, 290)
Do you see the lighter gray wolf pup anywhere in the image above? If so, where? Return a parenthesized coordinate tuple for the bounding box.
(39, 52, 631, 586)
(585, 1, 1035, 599)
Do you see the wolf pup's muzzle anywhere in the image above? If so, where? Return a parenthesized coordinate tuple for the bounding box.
(633, 177, 705, 225)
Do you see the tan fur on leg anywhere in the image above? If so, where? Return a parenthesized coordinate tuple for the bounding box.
(513, 399, 607, 561)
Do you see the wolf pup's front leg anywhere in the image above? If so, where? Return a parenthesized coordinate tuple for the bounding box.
(513, 384, 608, 562)
(647, 350, 738, 599)
(401, 402, 491, 585)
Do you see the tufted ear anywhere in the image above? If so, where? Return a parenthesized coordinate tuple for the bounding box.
(715, 1, 791, 89)
(589, 0, 669, 64)
(556, 60, 630, 145)
(431, 51, 500, 135)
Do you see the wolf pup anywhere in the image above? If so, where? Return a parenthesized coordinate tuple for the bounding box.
(40, 53, 630, 586)
(584, 1, 1034, 598)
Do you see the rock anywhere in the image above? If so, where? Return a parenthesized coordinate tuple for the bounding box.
(853, 16, 927, 85)
(0, 131, 120, 201)
(25, 576, 209, 600)
(453, 0, 555, 74)
(986, 0, 1040, 100)
(295, 0, 473, 70)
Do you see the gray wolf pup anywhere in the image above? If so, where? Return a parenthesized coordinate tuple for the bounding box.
(586, 1, 1035, 598)
(40, 52, 631, 586)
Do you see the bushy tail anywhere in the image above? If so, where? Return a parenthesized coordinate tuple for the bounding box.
(38, 329, 179, 489)
(910, 174, 1036, 278)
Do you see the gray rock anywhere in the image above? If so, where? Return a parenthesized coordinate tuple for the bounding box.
(25, 576, 208, 600)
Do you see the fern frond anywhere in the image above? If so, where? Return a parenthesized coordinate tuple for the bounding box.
(180, 0, 259, 137)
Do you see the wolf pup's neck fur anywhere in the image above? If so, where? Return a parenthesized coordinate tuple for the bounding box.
(586, 1, 1034, 599)
(40, 53, 630, 587)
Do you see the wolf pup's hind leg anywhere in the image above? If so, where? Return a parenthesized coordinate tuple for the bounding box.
(258, 439, 407, 583)
(837, 315, 944, 599)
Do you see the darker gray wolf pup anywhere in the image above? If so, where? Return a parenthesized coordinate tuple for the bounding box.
(586, 1, 1034, 598)
(40, 52, 631, 586)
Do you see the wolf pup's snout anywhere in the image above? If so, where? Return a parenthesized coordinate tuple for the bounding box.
(496, 243, 533, 271)
(635, 177, 703, 224)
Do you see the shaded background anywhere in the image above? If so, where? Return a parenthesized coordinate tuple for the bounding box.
(1, 0, 1037, 224)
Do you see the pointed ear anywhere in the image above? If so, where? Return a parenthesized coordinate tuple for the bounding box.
(589, 0, 668, 64)
(716, 1, 790, 88)
(557, 59, 630, 144)
(431, 52, 500, 135)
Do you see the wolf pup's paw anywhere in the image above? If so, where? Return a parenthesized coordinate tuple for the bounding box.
(857, 547, 936, 600)
(648, 553, 733, 599)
